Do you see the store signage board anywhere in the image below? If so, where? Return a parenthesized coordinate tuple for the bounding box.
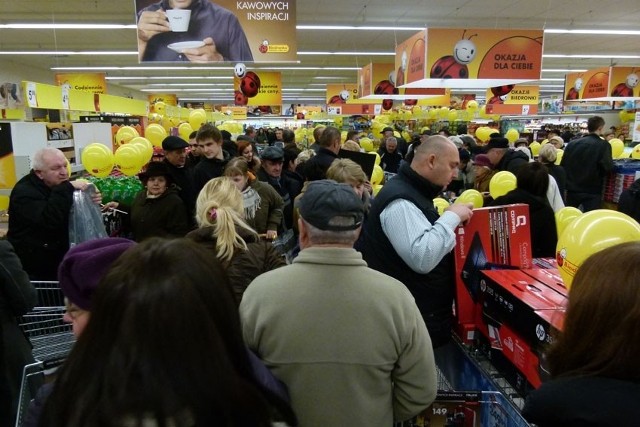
(397, 28, 544, 89)
(233, 71, 282, 106)
(484, 85, 539, 115)
(633, 111, 640, 142)
(148, 94, 178, 107)
(359, 58, 446, 100)
(134, 0, 297, 63)
(564, 66, 640, 102)
(326, 84, 359, 105)
(55, 73, 107, 94)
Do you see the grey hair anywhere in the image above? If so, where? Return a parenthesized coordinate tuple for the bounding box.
(32, 147, 64, 171)
(538, 143, 557, 163)
(301, 218, 360, 246)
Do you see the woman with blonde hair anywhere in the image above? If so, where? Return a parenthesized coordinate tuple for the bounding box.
(187, 177, 285, 303)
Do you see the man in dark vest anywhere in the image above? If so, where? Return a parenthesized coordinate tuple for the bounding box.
(361, 135, 473, 348)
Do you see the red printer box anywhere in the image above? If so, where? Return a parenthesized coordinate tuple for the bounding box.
(479, 269, 566, 349)
(453, 204, 533, 342)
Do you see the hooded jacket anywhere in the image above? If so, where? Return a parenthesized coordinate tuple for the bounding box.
(496, 148, 530, 174)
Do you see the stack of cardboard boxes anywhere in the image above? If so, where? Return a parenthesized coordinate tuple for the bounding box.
(452, 204, 568, 395)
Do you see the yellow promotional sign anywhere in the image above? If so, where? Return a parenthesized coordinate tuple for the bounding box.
(564, 67, 609, 100)
(400, 28, 544, 89)
(358, 63, 395, 98)
(608, 66, 640, 98)
(484, 85, 539, 115)
(148, 94, 178, 106)
(233, 71, 281, 106)
(326, 84, 359, 105)
(228, 106, 248, 120)
(135, 0, 296, 63)
(55, 73, 107, 94)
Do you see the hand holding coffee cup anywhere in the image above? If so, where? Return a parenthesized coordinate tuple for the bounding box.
(137, 9, 171, 42)
(166, 9, 191, 32)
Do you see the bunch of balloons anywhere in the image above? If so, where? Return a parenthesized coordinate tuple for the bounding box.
(475, 127, 499, 143)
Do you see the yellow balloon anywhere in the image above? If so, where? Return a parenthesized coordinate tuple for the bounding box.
(505, 128, 520, 144)
(115, 126, 139, 147)
(360, 137, 374, 152)
(455, 189, 484, 209)
(189, 109, 207, 130)
(433, 197, 450, 215)
(115, 144, 143, 177)
(489, 171, 517, 199)
(371, 165, 384, 185)
(632, 144, 640, 160)
(154, 101, 166, 115)
(372, 184, 384, 196)
(438, 107, 450, 119)
(129, 136, 153, 165)
(554, 149, 564, 165)
(65, 158, 72, 177)
(529, 141, 541, 156)
(178, 123, 194, 141)
(475, 127, 491, 143)
(466, 100, 479, 111)
(540, 138, 549, 146)
(428, 108, 438, 120)
(556, 210, 640, 289)
(0, 195, 8, 211)
(555, 206, 582, 238)
(374, 152, 381, 167)
(145, 124, 168, 148)
(81, 143, 114, 178)
(609, 138, 624, 159)
(447, 110, 458, 122)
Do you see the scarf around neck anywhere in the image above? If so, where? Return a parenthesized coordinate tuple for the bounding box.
(242, 186, 261, 220)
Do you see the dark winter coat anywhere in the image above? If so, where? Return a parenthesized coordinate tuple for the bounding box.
(490, 188, 558, 258)
(7, 172, 75, 280)
(617, 178, 640, 223)
(186, 226, 285, 303)
(192, 151, 231, 194)
(496, 149, 530, 174)
(0, 240, 36, 426)
(129, 187, 190, 242)
(244, 180, 284, 235)
(561, 133, 613, 195)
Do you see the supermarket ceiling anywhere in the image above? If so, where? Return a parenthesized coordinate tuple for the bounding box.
(1, 0, 640, 104)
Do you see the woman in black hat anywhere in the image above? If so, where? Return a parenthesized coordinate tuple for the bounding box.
(105, 162, 190, 242)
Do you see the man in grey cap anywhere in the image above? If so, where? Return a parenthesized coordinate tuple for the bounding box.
(257, 146, 301, 230)
(240, 180, 436, 427)
(161, 135, 197, 227)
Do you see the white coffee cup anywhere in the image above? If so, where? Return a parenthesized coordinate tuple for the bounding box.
(166, 9, 191, 32)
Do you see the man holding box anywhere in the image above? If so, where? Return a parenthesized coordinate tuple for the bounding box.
(362, 135, 473, 348)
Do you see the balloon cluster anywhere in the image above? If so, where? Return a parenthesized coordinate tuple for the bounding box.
(82, 136, 153, 178)
(86, 175, 144, 206)
(475, 126, 499, 143)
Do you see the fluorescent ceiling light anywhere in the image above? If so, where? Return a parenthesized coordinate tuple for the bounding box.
(297, 25, 424, 31)
(0, 23, 137, 29)
(52, 66, 234, 71)
(309, 83, 327, 86)
(542, 69, 588, 73)
(312, 76, 351, 80)
(282, 88, 326, 92)
(140, 88, 231, 92)
(544, 29, 640, 36)
(106, 76, 233, 80)
(298, 51, 394, 56)
(544, 54, 640, 59)
(145, 83, 233, 87)
(0, 51, 137, 55)
(540, 78, 566, 81)
(255, 66, 361, 71)
(538, 85, 565, 88)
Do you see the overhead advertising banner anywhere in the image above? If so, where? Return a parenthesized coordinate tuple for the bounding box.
(233, 71, 281, 106)
(148, 94, 178, 106)
(564, 66, 639, 101)
(485, 85, 539, 115)
(398, 28, 544, 89)
(326, 84, 359, 105)
(134, 0, 296, 63)
(55, 73, 107, 94)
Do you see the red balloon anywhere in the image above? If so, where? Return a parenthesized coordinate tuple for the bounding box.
(240, 71, 261, 98)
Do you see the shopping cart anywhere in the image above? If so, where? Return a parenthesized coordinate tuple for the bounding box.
(15, 281, 76, 427)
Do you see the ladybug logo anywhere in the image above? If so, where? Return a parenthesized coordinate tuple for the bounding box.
(234, 90, 248, 106)
(374, 80, 398, 95)
(258, 39, 269, 54)
(240, 71, 261, 98)
(556, 247, 567, 267)
(488, 85, 514, 104)
(430, 30, 477, 79)
(382, 99, 394, 111)
(234, 63, 246, 78)
(611, 70, 638, 97)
